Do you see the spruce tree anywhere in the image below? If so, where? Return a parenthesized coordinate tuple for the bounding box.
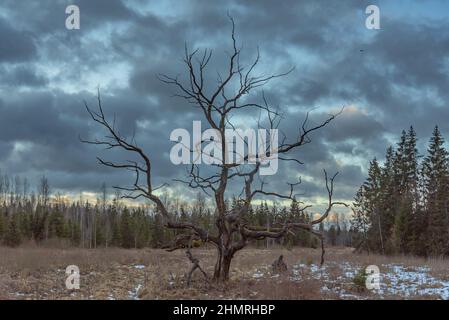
(120, 208, 133, 248)
(350, 186, 370, 250)
(421, 126, 449, 256)
(404, 126, 421, 254)
(49, 211, 65, 239)
(362, 158, 384, 252)
(0, 212, 5, 241)
(391, 129, 418, 254)
(379, 146, 397, 253)
(354, 126, 449, 257)
(4, 215, 22, 247)
(150, 212, 165, 247)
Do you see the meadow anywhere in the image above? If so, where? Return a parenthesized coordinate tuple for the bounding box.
(1, 246, 448, 300)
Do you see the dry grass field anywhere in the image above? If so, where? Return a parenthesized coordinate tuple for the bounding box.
(0, 246, 448, 300)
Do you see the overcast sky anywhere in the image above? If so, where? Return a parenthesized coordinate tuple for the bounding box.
(1, 0, 449, 209)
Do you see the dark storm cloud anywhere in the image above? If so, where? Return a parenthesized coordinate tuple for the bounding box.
(0, 0, 448, 203)
(0, 88, 184, 190)
(0, 141, 13, 161)
(0, 65, 48, 87)
(0, 18, 36, 62)
(75, 0, 136, 23)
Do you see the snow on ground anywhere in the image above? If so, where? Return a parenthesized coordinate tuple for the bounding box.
(378, 264, 449, 299)
(133, 264, 146, 270)
(250, 261, 449, 300)
(6, 260, 447, 300)
(128, 284, 142, 300)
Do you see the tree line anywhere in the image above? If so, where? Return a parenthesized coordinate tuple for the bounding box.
(0, 174, 351, 248)
(351, 126, 449, 257)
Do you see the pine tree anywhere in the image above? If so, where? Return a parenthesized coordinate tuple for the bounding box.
(131, 209, 149, 248)
(288, 199, 311, 247)
(391, 129, 418, 254)
(405, 127, 420, 202)
(0, 212, 6, 241)
(18, 211, 33, 240)
(328, 225, 337, 246)
(363, 158, 385, 252)
(120, 208, 134, 248)
(421, 126, 449, 256)
(351, 187, 370, 244)
(109, 206, 122, 247)
(49, 210, 65, 239)
(404, 127, 423, 254)
(354, 126, 449, 257)
(150, 212, 165, 248)
(94, 210, 106, 247)
(4, 215, 22, 247)
(379, 146, 397, 253)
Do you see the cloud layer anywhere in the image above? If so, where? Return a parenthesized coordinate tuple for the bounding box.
(0, 0, 448, 207)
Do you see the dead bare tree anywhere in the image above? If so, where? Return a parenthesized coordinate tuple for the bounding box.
(81, 17, 347, 283)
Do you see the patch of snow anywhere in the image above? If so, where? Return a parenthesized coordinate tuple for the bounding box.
(14, 292, 26, 297)
(379, 264, 449, 299)
(128, 284, 142, 300)
(252, 271, 264, 279)
(133, 264, 146, 270)
(246, 260, 449, 300)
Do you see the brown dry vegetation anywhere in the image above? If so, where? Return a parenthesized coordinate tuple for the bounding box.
(0, 246, 448, 300)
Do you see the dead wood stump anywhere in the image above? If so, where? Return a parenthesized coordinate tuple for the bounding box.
(272, 254, 288, 274)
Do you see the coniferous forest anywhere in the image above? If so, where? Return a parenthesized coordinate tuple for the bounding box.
(351, 126, 449, 257)
(2, 126, 449, 259)
(0, 178, 351, 249)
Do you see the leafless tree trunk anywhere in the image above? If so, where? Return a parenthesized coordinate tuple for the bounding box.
(38, 175, 51, 241)
(375, 207, 385, 255)
(81, 16, 346, 282)
(101, 182, 110, 248)
(38, 175, 50, 208)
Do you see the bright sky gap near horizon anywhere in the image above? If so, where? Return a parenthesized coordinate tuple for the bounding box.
(1, 0, 449, 212)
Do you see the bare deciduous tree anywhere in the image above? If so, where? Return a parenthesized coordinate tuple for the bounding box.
(38, 175, 50, 207)
(82, 17, 346, 282)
